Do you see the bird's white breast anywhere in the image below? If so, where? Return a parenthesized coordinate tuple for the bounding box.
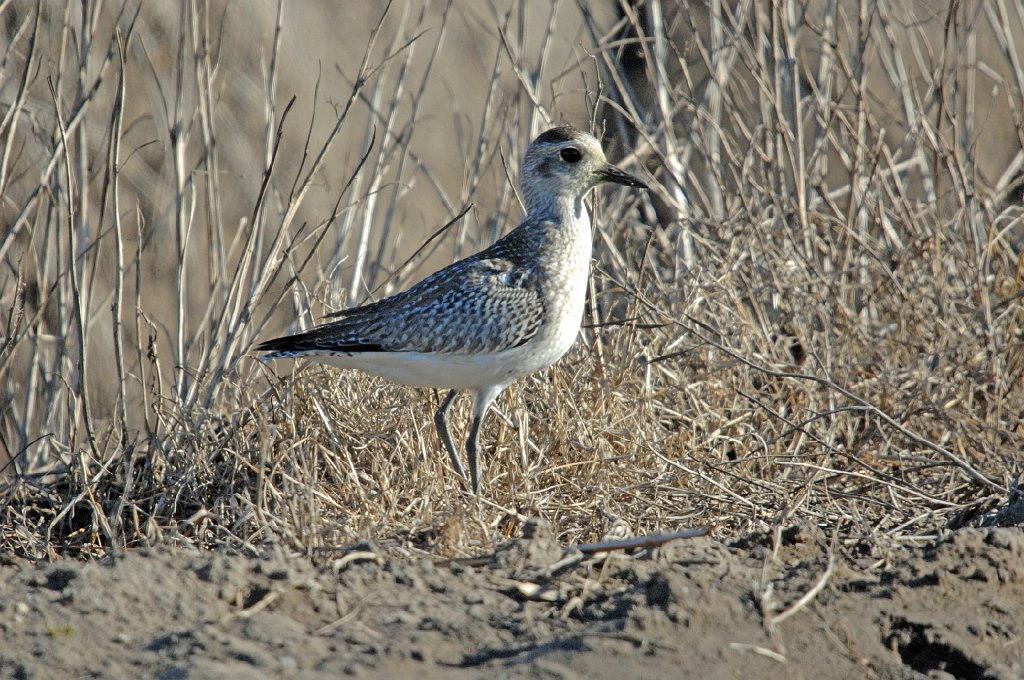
(521, 205, 593, 371)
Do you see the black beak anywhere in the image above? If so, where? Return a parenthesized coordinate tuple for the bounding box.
(596, 163, 648, 189)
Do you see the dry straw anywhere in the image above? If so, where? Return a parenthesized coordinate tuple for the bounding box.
(1, 1, 1021, 560)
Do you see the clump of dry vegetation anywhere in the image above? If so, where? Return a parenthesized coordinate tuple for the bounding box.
(1, 1, 1021, 560)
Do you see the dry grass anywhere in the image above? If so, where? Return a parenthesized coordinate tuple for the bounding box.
(1, 0, 1022, 561)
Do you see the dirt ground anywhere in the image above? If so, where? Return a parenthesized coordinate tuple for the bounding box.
(0, 524, 1021, 680)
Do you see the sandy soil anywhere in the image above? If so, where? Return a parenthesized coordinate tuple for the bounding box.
(1, 524, 1021, 680)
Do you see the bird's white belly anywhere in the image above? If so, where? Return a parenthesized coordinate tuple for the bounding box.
(316, 314, 582, 390)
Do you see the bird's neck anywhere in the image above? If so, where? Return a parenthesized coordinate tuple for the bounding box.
(529, 194, 592, 276)
(524, 192, 591, 237)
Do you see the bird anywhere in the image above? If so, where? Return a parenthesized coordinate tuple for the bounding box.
(256, 125, 647, 494)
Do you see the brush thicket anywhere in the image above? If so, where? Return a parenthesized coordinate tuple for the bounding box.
(2, 1, 1021, 560)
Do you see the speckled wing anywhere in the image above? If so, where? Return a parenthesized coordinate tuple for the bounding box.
(256, 257, 544, 357)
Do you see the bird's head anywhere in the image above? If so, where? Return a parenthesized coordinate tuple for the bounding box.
(520, 125, 647, 216)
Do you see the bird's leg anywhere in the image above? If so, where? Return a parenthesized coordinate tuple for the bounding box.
(466, 413, 483, 495)
(467, 386, 503, 495)
(434, 389, 466, 481)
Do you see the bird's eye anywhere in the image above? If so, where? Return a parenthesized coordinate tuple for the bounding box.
(560, 147, 582, 163)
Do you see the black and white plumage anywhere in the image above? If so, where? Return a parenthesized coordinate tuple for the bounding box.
(257, 125, 647, 494)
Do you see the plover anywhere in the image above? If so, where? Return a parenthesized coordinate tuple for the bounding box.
(257, 125, 647, 493)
